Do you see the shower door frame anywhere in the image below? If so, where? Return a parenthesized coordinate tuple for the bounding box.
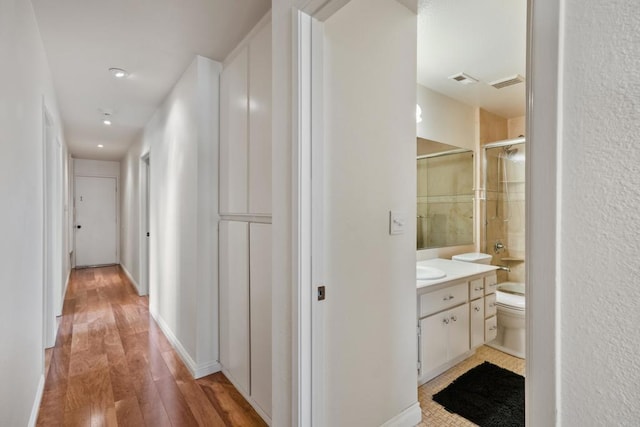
(482, 137, 526, 258)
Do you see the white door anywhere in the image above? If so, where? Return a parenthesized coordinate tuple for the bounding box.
(75, 176, 117, 267)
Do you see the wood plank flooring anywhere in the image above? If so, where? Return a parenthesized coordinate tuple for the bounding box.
(37, 266, 267, 427)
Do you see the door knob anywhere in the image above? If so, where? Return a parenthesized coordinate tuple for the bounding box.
(76, 225, 82, 229)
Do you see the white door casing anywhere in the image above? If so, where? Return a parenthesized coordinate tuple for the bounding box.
(74, 176, 117, 267)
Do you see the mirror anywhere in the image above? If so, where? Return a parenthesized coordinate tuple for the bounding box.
(417, 137, 474, 249)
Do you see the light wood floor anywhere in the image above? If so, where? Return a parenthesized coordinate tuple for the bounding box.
(37, 266, 266, 427)
(417, 345, 526, 426)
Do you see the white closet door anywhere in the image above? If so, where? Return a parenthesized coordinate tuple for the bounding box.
(220, 48, 248, 214)
(219, 221, 250, 394)
(248, 22, 272, 215)
(249, 223, 272, 417)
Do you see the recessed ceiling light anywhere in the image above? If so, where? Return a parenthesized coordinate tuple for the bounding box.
(98, 144, 104, 148)
(109, 67, 129, 79)
(102, 113, 112, 125)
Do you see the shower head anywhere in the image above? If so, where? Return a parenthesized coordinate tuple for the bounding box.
(499, 145, 525, 162)
(501, 146, 518, 158)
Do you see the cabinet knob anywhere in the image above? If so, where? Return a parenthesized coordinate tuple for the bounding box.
(489, 325, 497, 331)
(443, 295, 454, 301)
(474, 287, 482, 291)
(443, 318, 450, 324)
(474, 306, 481, 312)
(450, 315, 457, 322)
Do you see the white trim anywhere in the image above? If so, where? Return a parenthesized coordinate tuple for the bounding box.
(223, 11, 273, 66)
(222, 367, 273, 426)
(526, 0, 561, 425)
(28, 374, 45, 427)
(379, 402, 422, 427)
(297, 10, 313, 427)
(309, 14, 326, 427)
(120, 263, 141, 295)
(150, 311, 221, 379)
(139, 153, 150, 296)
(219, 214, 272, 224)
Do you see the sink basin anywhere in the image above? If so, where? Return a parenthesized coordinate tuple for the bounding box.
(416, 266, 446, 280)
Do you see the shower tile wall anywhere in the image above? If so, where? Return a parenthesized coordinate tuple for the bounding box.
(484, 144, 526, 283)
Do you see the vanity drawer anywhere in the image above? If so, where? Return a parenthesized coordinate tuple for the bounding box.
(485, 316, 498, 342)
(484, 274, 498, 295)
(485, 292, 497, 317)
(419, 282, 468, 318)
(469, 278, 484, 300)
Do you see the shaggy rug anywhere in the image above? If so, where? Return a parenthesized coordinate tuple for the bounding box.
(432, 361, 524, 427)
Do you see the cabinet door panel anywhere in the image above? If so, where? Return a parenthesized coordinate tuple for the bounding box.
(485, 316, 498, 342)
(219, 221, 250, 394)
(420, 313, 449, 375)
(220, 48, 248, 214)
(470, 299, 485, 348)
(485, 273, 498, 295)
(469, 278, 484, 300)
(485, 292, 497, 317)
(447, 303, 470, 360)
(419, 282, 468, 317)
(249, 223, 272, 417)
(248, 23, 272, 215)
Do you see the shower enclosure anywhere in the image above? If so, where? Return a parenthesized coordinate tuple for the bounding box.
(483, 138, 526, 283)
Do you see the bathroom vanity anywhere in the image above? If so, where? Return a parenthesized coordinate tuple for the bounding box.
(417, 258, 498, 385)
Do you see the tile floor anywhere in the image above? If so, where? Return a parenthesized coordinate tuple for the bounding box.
(417, 346, 525, 426)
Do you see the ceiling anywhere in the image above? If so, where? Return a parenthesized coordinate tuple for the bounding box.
(417, 0, 527, 119)
(32, 0, 271, 161)
(32, 0, 525, 161)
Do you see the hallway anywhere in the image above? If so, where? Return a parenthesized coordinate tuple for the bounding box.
(37, 266, 266, 426)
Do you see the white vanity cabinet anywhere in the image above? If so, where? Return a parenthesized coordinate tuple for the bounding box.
(417, 259, 499, 385)
(420, 303, 470, 375)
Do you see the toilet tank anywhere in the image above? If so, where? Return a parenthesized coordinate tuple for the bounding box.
(452, 252, 493, 265)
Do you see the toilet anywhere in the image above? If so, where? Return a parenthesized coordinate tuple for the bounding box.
(451, 253, 526, 359)
(490, 282, 525, 359)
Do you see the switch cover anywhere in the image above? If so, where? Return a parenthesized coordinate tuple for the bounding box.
(389, 210, 407, 235)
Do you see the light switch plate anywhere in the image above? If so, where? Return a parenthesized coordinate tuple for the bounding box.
(389, 210, 407, 235)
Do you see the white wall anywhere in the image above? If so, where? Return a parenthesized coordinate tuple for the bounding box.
(558, 0, 640, 423)
(120, 142, 143, 288)
(119, 56, 221, 377)
(322, 0, 420, 425)
(0, 0, 65, 424)
(74, 158, 119, 177)
(416, 83, 476, 151)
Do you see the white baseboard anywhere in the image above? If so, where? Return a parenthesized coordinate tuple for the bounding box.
(150, 311, 221, 379)
(119, 263, 141, 295)
(380, 402, 422, 427)
(222, 367, 272, 426)
(28, 374, 45, 427)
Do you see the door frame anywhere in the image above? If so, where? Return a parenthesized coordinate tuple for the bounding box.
(276, 0, 562, 425)
(139, 153, 150, 295)
(42, 102, 62, 349)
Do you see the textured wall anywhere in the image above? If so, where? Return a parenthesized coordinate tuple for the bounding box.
(560, 0, 640, 423)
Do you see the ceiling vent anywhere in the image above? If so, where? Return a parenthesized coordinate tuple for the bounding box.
(490, 74, 525, 89)
(448, 72, 478, 85)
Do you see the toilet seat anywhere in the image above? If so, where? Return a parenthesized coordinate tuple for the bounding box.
(496, 290, 525, 311)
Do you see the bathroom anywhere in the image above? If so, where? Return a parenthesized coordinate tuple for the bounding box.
(415, 0, 527, 425)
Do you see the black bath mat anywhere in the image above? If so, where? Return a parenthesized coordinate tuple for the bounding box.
(432, 362, 524, 427)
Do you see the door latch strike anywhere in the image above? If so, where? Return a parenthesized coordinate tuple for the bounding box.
(317, 285, 326, 301)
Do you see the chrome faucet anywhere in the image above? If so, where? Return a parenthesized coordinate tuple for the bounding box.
(496, 265, 511, 272)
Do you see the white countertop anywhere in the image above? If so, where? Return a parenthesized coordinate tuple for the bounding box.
(417, 258, 498, 290)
